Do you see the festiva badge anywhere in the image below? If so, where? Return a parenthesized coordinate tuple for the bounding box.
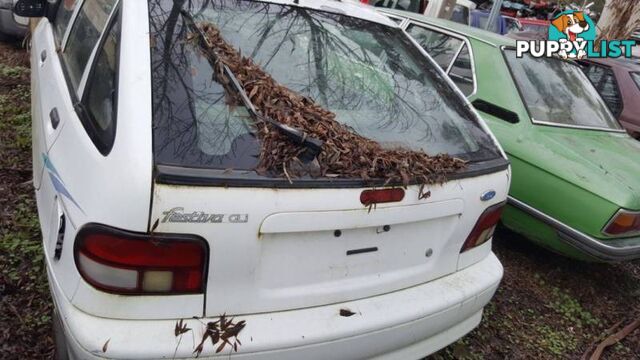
(516, 10, 635, 60)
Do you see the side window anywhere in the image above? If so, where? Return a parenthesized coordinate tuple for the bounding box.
(63, 0, 118, 91)
(584, 65, 622, 116)
(406, 24, 463, 68)
(53, 0, 80, 44)
(81, 13, 121, 154)
(632, 72, 640, 91)
(449, 45, 474, 96)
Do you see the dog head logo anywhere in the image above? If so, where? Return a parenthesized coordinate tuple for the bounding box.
(517, 10, 635, 60)
(551, 12, 589, 41)
(549, 11, 595, 42)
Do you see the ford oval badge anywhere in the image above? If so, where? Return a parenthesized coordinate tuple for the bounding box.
(481, 190, 496, 202)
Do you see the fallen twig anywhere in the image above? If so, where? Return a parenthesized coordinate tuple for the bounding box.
(1, 298, 25, 326)
(588, 319, 640, 360)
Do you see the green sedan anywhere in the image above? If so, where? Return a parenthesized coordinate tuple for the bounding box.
(383, 10, 640, 262)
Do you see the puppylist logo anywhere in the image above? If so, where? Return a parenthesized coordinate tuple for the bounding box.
(516, 10, 636, 59)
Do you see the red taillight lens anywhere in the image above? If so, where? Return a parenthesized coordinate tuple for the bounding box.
(75, 225, 208, 295)
(603, 209, 640, 236)
(460, 202, 505, 253)
(360, 188, 405, 206)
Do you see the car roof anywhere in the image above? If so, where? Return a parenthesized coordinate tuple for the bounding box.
(381, 8, 517, 48)
(586, 57, 640, 71)
(278, 0, 398, 27)
(518, 18, 549, 25)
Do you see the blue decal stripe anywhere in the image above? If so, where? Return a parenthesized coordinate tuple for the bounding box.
(42, 154, 63, 183)
(43, 153, 83, 212)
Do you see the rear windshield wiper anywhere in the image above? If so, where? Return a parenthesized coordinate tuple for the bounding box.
(180, 10, 323, 163)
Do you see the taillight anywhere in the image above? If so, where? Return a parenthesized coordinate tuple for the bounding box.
(603, 209, 640, 237)
(360, 188, 405, 206)
(75, 224, 208, 295)
(460, 202, 505, 253)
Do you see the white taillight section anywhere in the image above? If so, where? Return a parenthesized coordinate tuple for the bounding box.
(77, 253, 138, 290)
(75, 224, 208, 295)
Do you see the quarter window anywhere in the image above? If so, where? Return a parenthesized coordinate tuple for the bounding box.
(62, 0, 118, 91)
(53, 0, 79, 44)
(449, 45, 474, 96)
(405, 25, 475, 96)
(406, 24, 463, 68)
(583, 65, 623, 117)
(81, 12, 120, 154)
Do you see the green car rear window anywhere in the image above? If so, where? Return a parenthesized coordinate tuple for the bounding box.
(503, 50, 623, 131)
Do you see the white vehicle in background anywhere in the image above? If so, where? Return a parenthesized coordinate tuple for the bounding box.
(354, 0, 477, 24)
(0, 0, 27, 39)
(19, 0, 509, 358)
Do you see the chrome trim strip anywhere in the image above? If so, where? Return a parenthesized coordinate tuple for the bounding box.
(530, 119, 628, 133)
(507, 196, 640, 262)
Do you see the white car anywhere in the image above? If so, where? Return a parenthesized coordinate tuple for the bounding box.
(21, 0, 509, 358)
(349, 0, 477, 25)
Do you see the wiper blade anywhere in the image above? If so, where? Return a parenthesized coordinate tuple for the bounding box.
(180, 10, 323, 163)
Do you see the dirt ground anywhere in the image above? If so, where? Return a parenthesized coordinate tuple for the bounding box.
(0, 41, 639, 360)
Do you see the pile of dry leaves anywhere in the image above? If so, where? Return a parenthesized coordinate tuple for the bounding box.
(194, 22, 466, 186)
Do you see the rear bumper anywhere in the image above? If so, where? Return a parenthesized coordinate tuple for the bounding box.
(52, 253, 503, 360)
(508, 196, 640, 262)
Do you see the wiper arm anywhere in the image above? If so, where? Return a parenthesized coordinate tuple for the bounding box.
(180, 10, 323, 163)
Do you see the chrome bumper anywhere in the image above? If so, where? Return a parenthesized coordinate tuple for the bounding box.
(508, 196, 640, 262)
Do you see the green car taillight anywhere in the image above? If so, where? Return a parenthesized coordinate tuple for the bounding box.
(603, 210, 640, 237)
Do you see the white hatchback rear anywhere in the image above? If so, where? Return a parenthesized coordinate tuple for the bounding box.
(26, 0, 509, 359)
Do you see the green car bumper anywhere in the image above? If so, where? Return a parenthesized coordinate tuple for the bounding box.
(507, 197, 640, 262)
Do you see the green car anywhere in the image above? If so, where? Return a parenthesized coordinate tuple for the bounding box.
(383, 10, 640, 262)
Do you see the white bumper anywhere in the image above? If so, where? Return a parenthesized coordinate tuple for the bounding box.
(53, 253, 503, 360)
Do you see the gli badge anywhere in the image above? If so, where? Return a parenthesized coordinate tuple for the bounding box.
(480, 190, 496, 202)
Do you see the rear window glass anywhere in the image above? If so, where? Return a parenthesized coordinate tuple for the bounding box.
(149, 0, 500, 176)
(503, 50, 622, 131)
